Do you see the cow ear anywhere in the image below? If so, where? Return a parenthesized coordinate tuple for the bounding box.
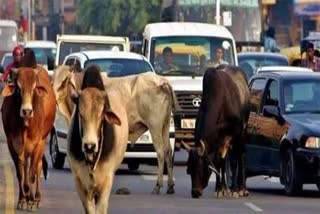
(1, 83, 15, 97)
(36, 85, 47, 97)
(104, 111, 121, 126)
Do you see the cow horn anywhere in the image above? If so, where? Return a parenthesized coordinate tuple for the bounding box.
(181, 141, 191, 152)
(198, 140, 206, 156)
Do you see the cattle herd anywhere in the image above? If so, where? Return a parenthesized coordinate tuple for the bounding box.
(1, 53, 250, 213)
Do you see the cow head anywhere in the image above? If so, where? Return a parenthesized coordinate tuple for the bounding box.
(182, 140, 212, 198)
(73, 87, 121, 170)
(1, 67, 47, 126)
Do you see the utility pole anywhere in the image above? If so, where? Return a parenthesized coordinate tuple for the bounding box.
(215, 0, 221, 25)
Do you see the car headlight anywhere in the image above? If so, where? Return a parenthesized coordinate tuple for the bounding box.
(305, 137, 320, 148)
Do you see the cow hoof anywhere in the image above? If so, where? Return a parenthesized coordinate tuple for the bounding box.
(36, 201, 41, 209)
(166, 187, 175, 195)
(232, 192, 239, 198)
(152, 187, 160, 195)
(216, 191, 223, 198)
(27, 201, 37, 212)
(116, 187, 131, 195)
(238, 189, 249, 197)
(17, 199, 26, 210)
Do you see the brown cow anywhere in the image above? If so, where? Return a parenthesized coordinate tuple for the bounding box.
(53, 65, 176, 194)
(1, 66, 56, 210)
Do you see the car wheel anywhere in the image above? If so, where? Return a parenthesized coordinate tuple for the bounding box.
(283, 149, 302, 196)
(128, 162, 139, 171)
(49, 130, 65, 169)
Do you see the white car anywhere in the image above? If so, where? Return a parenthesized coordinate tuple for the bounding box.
(256, 66, 313, 74)
(49, 51, 175, 171)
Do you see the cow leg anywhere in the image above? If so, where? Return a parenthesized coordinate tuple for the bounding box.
(29, 141, 45, 210)
(229, 148, 240, 198)
(96, 173, 114, 214)
(74, 176, 95, 214)
(163, 122, 175, 194)
(17, 157, 27, 209)
(23, 159, 32, 203)
(150, 130, 164, 194)
(238, 148, 249, 197)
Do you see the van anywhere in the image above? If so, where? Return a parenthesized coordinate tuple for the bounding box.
(142, 22, 237, 148)
(55, 34, 130, 66)
(0, 20, 18, 60)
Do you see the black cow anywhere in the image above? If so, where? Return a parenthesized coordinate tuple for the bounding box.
(182, 65, 250, 198)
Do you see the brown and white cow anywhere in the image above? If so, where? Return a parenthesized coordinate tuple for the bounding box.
(53, 65, 176, 194)
(67, 66, 128, 213)
(1, 66, 56, 210)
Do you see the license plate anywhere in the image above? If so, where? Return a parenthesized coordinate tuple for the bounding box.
(181, 119, 196, 129)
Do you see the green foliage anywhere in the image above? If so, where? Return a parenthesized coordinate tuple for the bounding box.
(77, 0, 161, 36)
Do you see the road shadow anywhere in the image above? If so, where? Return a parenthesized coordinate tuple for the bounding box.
(116, 168, 157, 176)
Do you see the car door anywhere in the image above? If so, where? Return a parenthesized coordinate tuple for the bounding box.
(255, 78, 282, 175)
(246, 78, 268, 174)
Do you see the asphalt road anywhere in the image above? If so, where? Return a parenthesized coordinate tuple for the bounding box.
(1, 112, 320, 213)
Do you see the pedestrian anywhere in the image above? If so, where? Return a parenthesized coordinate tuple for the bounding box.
(301, 42, 320, 72)
(264, 27, 280, 53)
(0, 46, 23, 82)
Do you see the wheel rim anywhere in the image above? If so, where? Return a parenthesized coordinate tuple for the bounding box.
(50, 134, 58, 163)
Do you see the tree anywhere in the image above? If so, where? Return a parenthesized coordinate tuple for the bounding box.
(77, 0, 161, 36)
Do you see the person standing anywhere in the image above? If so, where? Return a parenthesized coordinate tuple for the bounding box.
(264, 27, 280, 53)
(301, 42, 320, 72)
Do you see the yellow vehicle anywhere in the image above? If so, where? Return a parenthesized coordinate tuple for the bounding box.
(280, 46, 301, 66)
(155, 43, 209, 67)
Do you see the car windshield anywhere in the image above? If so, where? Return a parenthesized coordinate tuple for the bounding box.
(283, 79, 320, 114)
(58, 42, 124, 65)
(150, 36, 235, 76)
(84, 58, 153, 77)
(30, 48, 56, 65)
(239, 55, 289, 80)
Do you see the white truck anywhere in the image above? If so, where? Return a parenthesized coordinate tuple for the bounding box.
(142, 22, 237, 148)
(54, 34, 130, 66)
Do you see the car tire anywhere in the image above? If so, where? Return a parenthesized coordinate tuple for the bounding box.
(283, 149, 302, 196)
(128, 162, 139, 171)
(49, 130, 65, 169)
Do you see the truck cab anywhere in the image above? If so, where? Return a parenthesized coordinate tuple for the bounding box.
(55, 34, 130, 66)
(142, 22, 237, 147)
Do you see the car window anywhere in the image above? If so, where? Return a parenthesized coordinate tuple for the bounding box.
(283, 79, 320, 113)
(263, 79, 279, 107)
(84, 58, 153, 77)
(249, 78, 267, 113)
(238, 55, 288, 79)
(65, 58, 74, 66)
(74, 59, 81, 72)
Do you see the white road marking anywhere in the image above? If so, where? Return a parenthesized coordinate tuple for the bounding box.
(244, 202, 264, 212)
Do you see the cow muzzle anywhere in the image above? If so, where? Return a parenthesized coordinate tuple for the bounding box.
(20, 106, 33, 118)
(82, 142, 99, 163)
(191, 189, 203, 198)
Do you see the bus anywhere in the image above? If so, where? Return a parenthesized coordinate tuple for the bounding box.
(161, 0, 263, 50)
(0, 20, 18, 60)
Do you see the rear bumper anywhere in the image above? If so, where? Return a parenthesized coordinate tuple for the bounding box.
(295, 148, 320, 182)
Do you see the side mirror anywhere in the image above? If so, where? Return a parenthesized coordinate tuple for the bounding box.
(263, 105, 285, 125)
(0, 65, 4, 73)
(47, 56, 55, 71)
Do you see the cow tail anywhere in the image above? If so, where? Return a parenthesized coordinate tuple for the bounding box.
(160, 81, 178, 113)
(42, 155, 48, 180)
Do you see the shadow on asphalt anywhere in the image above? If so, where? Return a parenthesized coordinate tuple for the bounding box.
(116, 168, 157, 176)
(248, 187, 320, 198)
